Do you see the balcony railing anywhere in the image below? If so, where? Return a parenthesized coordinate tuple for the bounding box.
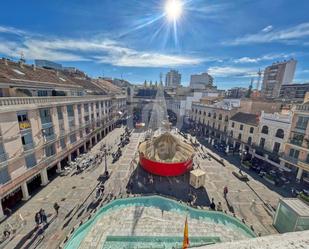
(23, 142, 35, 151)
(280, 153, 299, 165)
(0, 95, 126, 107)
(289, 139, 303, 146)
(0, 153, 8, 163)
(44, 134, 56, 142)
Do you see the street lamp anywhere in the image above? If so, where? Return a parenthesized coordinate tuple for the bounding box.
(103, 145, 109, 178)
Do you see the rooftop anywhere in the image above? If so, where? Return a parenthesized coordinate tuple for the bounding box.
(230, 112, 259, 126)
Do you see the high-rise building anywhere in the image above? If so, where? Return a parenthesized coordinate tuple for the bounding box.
(165, 70, 181, 87)
(190, 72, 213, 90)
(261, 59, 297, 99)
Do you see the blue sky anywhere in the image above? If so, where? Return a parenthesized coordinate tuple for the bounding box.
(0, 0, 309, 89)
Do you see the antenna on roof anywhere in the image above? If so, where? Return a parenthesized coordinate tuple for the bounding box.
(19, 51, 26, 63)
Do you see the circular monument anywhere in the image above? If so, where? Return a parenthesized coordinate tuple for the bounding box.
(138, 132, 194, 176)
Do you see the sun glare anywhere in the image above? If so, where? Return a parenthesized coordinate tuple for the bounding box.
(165, 0, 183, 21)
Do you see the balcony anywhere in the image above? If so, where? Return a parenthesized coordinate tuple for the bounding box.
(23, 142, 35, 151)
(19, 120, 31, 130)
(0, 153, 8, 163)
(44, 133, 56, 142)
(280, 153, 299, 166)
(289, 139, 303, 147)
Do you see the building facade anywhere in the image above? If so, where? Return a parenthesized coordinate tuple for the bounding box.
(280, 99, 309, 182)
(0, 59, 127, 220)
(261, 59, 297, 99)
(190, 72, 213, 90)
(279, 83, 309, 101)
(165, 70, 181, 87)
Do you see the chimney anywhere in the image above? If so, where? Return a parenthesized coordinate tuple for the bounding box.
(18, 60, 24, 69)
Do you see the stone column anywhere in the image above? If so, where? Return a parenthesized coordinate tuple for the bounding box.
(84, 143, 87, 152)
(40, 168, 49, 186)
(77, 148, 80, 156)
(296, 168, 303, 182)
(95, 135, 98, 144)
(21, 182, 30, 201)
(89, 138, 93, 148)
(0, 201, 5, 221)
(68, 153, 72, 163)
(57, 162, 62, 172)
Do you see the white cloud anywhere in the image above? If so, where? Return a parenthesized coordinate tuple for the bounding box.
(0, 27, 203, 67)
(0, 25, 26, 36)
(208, 66, 256, 77)
(233, 53, 295, 64)
(262, 25, 273, 33)
(224, 22, 309, 45)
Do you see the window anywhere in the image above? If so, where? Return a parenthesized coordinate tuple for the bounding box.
(232, 122, 235, 128)
(70, 134, 77, 144)
(45, 144, 55, 157)
(259, 137, 265, 148)
(208, 112, 211, 117)
(289, 148, 299, 159)
(250, 127, 254, 134)
(57, 106, 63, 120)
(230, 130, 233, 137)
(275, 129, 284, 139)
(219, 114, 222, 120)
(213, 113, 217, 119)
(0, 167, 10, 184)
(261, 125, 269, 134)
(273, 142, 280, 153)
(17, 112, 28, 122)
(247, 137, 252, 145)
(84, 103, 89, 113)
(224, 126, 227, 132)
(225, 115, 228, 122)
(67, 105, 74, 117)
(240, 124, 244, 131)
(39, 108, 52, 124)
(291, 133, 304, 146)
(25, 153, 37, 168)
(296, 116, 309, 130)
(204, 111, 206, 116)
(60, 138, 66, 149)
(77, 104, 81, 115)
(238, 134, 242, 140)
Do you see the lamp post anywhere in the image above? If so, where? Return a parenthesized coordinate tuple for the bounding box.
(104, 146, 109, 177)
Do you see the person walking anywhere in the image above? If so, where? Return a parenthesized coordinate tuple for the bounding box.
(40, 209, 47, 225)
(217, 202, 223, 211)
(35, 212, 41, 227)
(53, 202, 60, 216)
(210, 198, 216, 210)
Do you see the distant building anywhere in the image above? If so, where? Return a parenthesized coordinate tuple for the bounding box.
(279, 83, 309, 101)
(261, 59, 297, 99)
(35, 60, 63, 70)
(227, 87, 248, 98)
(190, 72, 213, 90)
(165, 70, 181, 87)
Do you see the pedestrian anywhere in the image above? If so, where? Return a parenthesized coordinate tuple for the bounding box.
(217, 202, 223, 212)
(40, 209, 47, 225)
(35, 212, 41, 227)
(96, 187, 101, 199)
(53, 202, 60, 216)
(223, 186, 228, 199)
(210, 198, 216, 210)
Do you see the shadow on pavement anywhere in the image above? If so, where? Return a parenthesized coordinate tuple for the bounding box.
(126, 165, 211, 207)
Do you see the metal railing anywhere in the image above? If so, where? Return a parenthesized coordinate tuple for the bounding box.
(44, 133, 56, 142)
(0, 95, 126, 107)
(23, 142, 35, 151)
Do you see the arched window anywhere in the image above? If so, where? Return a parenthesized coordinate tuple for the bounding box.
(250, 127, 254, 133)
(225, 115, 228, 122)
(261, 125, 269, 134)
(275, 129, 284, 139)
(199, 110, 202, 115)
(208, 112, 211, 117)
(204, 111, 206, 116)
(213, 113, 217, 119)
(219, 114, 222, 120)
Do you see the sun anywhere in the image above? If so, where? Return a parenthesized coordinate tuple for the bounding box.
(165, 0, 183, 21)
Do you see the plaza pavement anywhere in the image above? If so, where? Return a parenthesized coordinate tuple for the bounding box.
(0, 128, 282, 249)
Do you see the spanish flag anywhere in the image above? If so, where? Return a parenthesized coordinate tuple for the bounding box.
(182, 215, 189, 249)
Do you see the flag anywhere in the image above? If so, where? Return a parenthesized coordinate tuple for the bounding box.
(182, 215, 189, 249)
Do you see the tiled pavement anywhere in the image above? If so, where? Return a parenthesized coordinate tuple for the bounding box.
(1, 129, 282, 249)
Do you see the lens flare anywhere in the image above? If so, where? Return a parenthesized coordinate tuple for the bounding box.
(165, 0, 183, 21)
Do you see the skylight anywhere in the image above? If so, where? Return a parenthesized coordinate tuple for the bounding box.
(12, 69, 25, 75)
